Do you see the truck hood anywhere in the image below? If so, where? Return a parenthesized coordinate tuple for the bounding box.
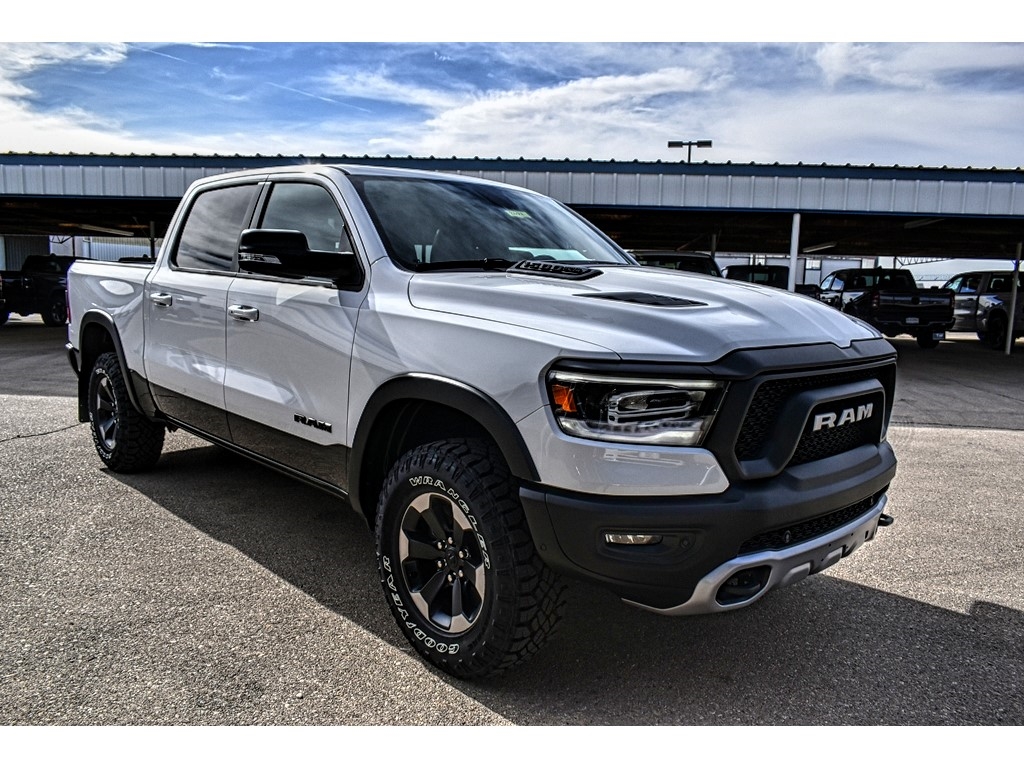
(408, 265, 879, 362)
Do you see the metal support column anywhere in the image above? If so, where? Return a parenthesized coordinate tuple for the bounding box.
(1005, 242, 1021, 355)
(788, 213, 801, 292)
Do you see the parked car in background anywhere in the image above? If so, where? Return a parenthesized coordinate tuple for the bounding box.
(629, 250, 722, 277)
(818, 267, 954, 349)
(722, 264, 821, 299)
(942, 270, 1024, 349)
(0, 253, 75, 326)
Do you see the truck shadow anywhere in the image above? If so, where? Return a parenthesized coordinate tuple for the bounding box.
(111, 440, 1024, 726)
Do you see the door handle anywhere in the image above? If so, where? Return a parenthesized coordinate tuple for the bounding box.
(228, 304, 260, 322)
(150, 292, 173, 307)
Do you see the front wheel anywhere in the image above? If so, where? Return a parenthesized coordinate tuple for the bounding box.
(375, 438, 565, 679)
(986, 314, 1008, 350)
(87, 351, 165, 472)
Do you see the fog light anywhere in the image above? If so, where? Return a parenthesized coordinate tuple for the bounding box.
(605, 533, 663, 546)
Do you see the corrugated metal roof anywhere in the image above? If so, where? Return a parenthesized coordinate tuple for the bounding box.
(2, 153, 1023, 217)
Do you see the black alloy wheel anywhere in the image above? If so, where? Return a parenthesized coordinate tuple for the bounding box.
(87, 352, 165, 472)
(375, 438, 565, 679)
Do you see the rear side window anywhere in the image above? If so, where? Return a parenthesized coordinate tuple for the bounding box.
(173, 184, 258, 272)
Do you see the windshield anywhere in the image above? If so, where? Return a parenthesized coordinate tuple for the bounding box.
(350, 175, 632, 270)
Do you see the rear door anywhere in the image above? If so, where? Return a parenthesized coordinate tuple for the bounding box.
(223, 175, 366, 489)
(144, 180, 261, 440)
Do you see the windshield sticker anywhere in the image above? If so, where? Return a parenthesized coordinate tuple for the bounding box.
(504, 209, 532, 219)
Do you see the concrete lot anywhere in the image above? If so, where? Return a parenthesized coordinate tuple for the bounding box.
(1, 316, 1022, 725)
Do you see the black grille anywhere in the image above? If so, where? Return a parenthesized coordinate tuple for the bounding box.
(735, 365, 893, 463)
(791, 419, 878, 465)
(737, 495, 879, 555)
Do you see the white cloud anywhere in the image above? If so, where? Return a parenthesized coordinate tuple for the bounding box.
(365, 67, 717, 159)
(815, 42, 1024, 90)
(322, 69, 466, 111)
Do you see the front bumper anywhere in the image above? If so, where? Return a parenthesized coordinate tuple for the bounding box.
(521, 441, 896, 612)
(626, 494, 888, 615)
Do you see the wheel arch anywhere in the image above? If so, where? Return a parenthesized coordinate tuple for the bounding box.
(349, 374, 539, 525)
(76, 311, 157, 422)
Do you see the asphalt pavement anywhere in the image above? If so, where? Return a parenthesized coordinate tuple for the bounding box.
(2, 316, 1022, 725)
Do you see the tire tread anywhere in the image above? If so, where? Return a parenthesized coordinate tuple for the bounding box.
(375, 438, 565, 678)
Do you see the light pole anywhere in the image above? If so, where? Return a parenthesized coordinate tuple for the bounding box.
(668, 139, 713, 163)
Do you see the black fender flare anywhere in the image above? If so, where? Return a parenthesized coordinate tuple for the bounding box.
(348, 373, 540, 517)
(76, 310, 160, 422)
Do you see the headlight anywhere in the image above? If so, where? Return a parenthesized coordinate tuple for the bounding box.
(547, 371, 726, 446)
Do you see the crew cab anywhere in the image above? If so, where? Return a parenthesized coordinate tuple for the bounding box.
(0, 253, 74, 326)
(818, 268, 954, 349)
(942, 270, 1024, 349)
(66, 164, 899, 678)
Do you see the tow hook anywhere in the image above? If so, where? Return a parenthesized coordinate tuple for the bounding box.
(878, 513, 895, 527)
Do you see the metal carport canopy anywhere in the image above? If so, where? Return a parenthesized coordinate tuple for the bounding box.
(1, 152, 1023, 260)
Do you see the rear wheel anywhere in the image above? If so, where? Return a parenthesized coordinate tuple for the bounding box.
(41, 295, 67, 327)
(375, 438, 565, 679)
(87, 351, 165, 472)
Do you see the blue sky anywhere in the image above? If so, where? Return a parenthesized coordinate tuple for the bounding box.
(3, 9, 1022, 168)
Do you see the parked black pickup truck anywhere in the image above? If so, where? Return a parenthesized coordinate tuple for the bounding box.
(0, 254, 75, 326)
(818, 268, 954, 349)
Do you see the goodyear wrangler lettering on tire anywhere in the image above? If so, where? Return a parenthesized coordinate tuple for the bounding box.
(381, 555, 460, 656)
(375, 438, 566, 679)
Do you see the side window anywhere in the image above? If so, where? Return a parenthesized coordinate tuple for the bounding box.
(832, 275, 845, 291)
(258, 182, 353, 254)
(174, 184, 258, 272)
(819, 275, 833, 290)
(964, 275, 981, 293)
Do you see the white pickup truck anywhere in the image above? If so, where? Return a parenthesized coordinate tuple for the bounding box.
(66, 163, 898, 678)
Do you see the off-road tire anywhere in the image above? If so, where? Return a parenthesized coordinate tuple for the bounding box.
(375, 438, 565, 679)
(87, 351, 165, 472)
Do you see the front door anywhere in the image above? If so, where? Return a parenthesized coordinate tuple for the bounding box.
(223, 178, 365, 490)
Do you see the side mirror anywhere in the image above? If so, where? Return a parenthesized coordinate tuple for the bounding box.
(238, 229, 363, 290)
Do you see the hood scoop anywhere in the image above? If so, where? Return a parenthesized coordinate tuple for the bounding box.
(508, 260, 602, 280)
(581, 291, 708, 307)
